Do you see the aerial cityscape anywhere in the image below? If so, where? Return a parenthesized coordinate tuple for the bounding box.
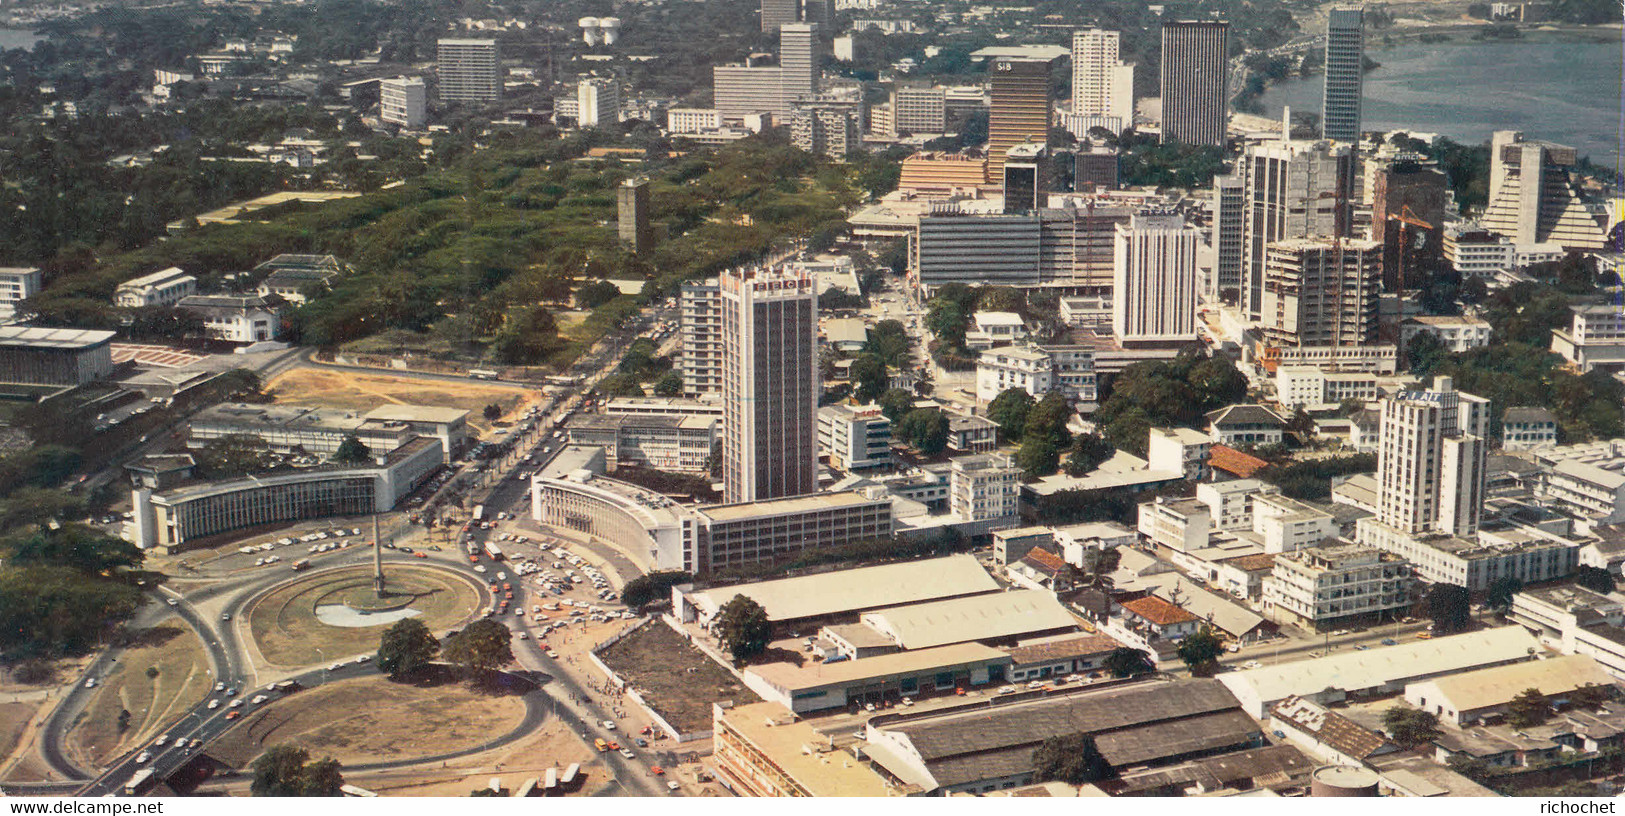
(0, 0, 1622, 801)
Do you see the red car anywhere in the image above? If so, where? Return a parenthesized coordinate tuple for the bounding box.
(414, 552, 428, 559)
(468, 555, 480, 564)
(504, 592, 514, 600)
(225, 711, 242, 720)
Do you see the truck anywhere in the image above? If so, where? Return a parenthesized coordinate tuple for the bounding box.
(291, 559, 311, 572)
(560, 763, 580, 787)
(125, 768, 157, 796)
(272, 680, 300, 693)
(544, 768, 559, 793)
(484, 542, 504, 561)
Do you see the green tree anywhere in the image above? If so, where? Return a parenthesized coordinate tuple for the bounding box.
(1426, 583, 1472, 634)
(1063, 433, 1113, 476)
(442, 619, 514, 677)
(1017, 437, 1062, 480)
(716, 595, 772, 662)
(1031, 732, 1112, 784)
(1573, 565, 1615, 594)
(849, 354, 888, 404)
(1485, 576, 1523, 612)
(896, 408, 949, 455)
(1506, 687, 1551, 728)
(1176, 627, 1224, 677)
(1018, 392, 1073, 478)
(595, 372, 645, 398)
(194, 434, 274, 479)
(482, 404, 503, 421)
(1571, 683, 1614, 710)
(620, 570, 693, 608)
(126, 306, 206, 341)
(332, 434, 371, 464)
(7, 524, 143, 575)
(986, 388, 1035, 441)
(1381, 705, 1441, 747)
(878, 388, 916, 424)
(1103, 647, 1154, 678)
(652, 371, 684, 397)
(251, 745, 345, 797)
(863, 319, 913, 367)
(577, 280, 623, 309)
(375, 618, 440, 678)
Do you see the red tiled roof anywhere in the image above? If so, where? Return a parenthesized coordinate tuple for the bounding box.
(1208, 444, 1269, 478)
(1021, 547, 1067, 575)
(1120, 595, 1199, 626)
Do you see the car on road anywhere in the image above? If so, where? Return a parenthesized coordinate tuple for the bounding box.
(215, 682, 226, 692)
(229, 699, 244, 708)
(474, 565, 487, 573)
(226, 711, 241, 720)
(251, 695, 268, 704)
(84, 678, 96, 688)
(166, 598, 179, 607)
(517, 632, 528, 640)
(1243, 660, 1263, 669)
(136, 751, 151, 764)
(1381, 638, 1397, 646)
(635, 738, 648, 747)
(225, 687, 236, 696)
(172, 738, 187, 749)
(208, 699, 220, 709)
(355, 655, 370, 664)
(619, 748, 635, 759)
(414, 552, 427, 559)
(155, 735, 169, 746)
(221, 613, 231, 621)
(666, 781, 680, 792)
(545, 650, 559, 658)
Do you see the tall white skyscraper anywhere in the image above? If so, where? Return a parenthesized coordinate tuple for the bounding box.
(1071, 29, 1135, 134)
(436, 38, 501, 104)
(1112, 212, 1199, 345)
(577, 78, 620, 128)
(1321, 8, 1364, 142)
(1373, 376, 1490, 538)
(680, 280, 722, 397)
(779, 23, 820, 110)
(720, 267, 819, 504)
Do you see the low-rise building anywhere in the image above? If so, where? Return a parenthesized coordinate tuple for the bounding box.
(1542, 458, 1625, 524)
(1274, 366, 1381, 411)
(1269, 696, 1398, 767)
(1501, 407, 1557, 451)
(1403, 654, 1615, 726)
(254, 254, 342, 304)
(1402, 315, 1493, 353)
(948, 452, 1019, 524)
(115, 267, 196, 308)
(1146, 426, 1211, 481)
(0, 266, 42, 322)
(0, 326, 116, 386)
(859, 588, 1079, 651)
(710, 701, 903, 796)
(1444, 228, 1514, 276)
(1138, 496, 1211, 553)
(818, 404, 893, 471)
(1197, 479, 1276, 531)
(1116, 595, 1201, 642)
(993, 526, 1054, 565)
(945, 412, 998, 452)
(564, 413, 719, 473)
(1356, 517, 1579, 591)
(1250, 493, 1337, 553)
(742, 643, 1013, 714)
(1261, 544, 1413, 628)
(964, 311, 1028, 350)
(176, 294, 280, 342)
(1003, 632, 1124, 682)
(1205, 404, 1287, 447)
(1552, 304, 1625, 374)
(974, 344, 1096, 404)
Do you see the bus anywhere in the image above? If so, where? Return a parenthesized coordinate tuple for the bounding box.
(544, 768, 559, 793)
(484, 543, 504, 561)
(124, 768, 157, 796)
(560, 763, 580, 787)
(272, 680, 301, 692)
(469, 369, 500, 381)
(545, 375, 581, 387)
(514, 778, 537, 798)
(472, 505, 485, 523)
(291, 559, 311, 572)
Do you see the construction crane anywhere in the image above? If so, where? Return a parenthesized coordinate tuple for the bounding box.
(1387, 203, 1435, 291)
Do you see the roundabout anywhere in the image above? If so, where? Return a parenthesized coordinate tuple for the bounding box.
(246, 563, 484, 667)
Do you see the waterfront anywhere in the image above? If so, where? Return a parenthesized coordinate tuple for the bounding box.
(1255, 37, 1623, 160)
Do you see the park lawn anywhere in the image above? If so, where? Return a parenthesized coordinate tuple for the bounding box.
(66, 623, 211, 767)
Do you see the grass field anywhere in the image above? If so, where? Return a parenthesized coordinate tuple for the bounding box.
(247, 564, 482, 668)
(66, 624, 211, 767)
(597, 621, 756, 733)
(264, 367, 538, 437)
(206, 674, 526, 768)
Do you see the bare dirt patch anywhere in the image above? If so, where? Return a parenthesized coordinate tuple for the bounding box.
(65, 624, 210, 767)
(353, 716, 609, 797)
(597, 621, 758, 733)
(247, 564, 481, 667)
(206, 673, 526, 768)
(265, 367, 536, 437)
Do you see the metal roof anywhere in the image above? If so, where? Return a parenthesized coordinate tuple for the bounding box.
(689, 554, 999, 622)
(861, 589, 1079, 650)
(0, 326, 117, 350)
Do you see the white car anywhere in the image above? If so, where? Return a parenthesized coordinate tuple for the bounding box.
(251, 695, 268, 705)
(208, 699, 220, 710)
(84, 678, 97, 688)
(154, 734, 169, 746)
(474, 565, 487, 573)
(172, 738, 187, 749)
(517, 632, 528, 640)
(136, 751, 151, 764)
(229, 699, 244, 708)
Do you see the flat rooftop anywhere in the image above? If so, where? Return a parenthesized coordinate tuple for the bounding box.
(689, 553, 998, 623)
(0, 326, 118, 350)
(862, 589, 1079, 650)
(748, 643, 1010, 693)
(364, 404, 469, 424)
(698, 490, 883, 523)
(716, 701, 899, 796)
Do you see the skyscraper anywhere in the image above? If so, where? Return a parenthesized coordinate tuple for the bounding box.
(617, 178, 653, 254)
(985, 56, 1056, 184)
(713, 64, 785, 118)
(1239, 139, 1356, 319)
(680, 280, 722, 397)
(761, 0, 799, 33)
(1259, 238, 1381, 348)
(779, 23, 820, 111)
(379, 76, 426, 129)
(1001, 143, 1044, 213)
(1371, 376, 1490, 538)
(577, 78, 620, 129)
(1071, 29, 1135, 134)
(1372, 160, 1447, 290)
(720, 267, 818, 504)
(1112, 212, 1199, 345)
(1159, 20, 1229, 147)
(436, 38, 501, 104)
(1321, 9, 1364, 142)
(1209, 173, 1245, 302)
(1481, 131, 1609, 248)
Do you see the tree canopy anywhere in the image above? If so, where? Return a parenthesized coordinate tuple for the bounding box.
(1032, 732, 1113, 784)
(251, 745, 345, 797)
(716, 594, 772, 661)
(620, 570, 693, 608)
(1103, 647, 1154, 678)
(1382, 705, 1441, 747)
(442, 618, 513, 677)
(1176, 627, 1224, 677)
(375, 617, 440, 678)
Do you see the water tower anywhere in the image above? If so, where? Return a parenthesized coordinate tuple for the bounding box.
(599, 17, 621, 45)
(579, 17, 603, 46)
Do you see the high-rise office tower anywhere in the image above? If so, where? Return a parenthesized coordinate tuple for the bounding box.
(1001, 143, 1044, 213)
(1074, 146, 1120, 192)
(1482, 131, 1609, 248)
(720, 268, 818, 504)
(680, 280, 722, 397)
(1113, 212, 1199, 345)
(985, 56, 1056, 184)
(761, 0, 799, 33)
(791, 105, 858, 158)
(1259, 238, 1381, 348)
(436, 39, 501, 104)
(892, 86, 947, 134)
(713, 64, 785, 118)
(802, 0, 835, 33)
(1373, 376, 1490, 538)
(779, 23, 820, 111)
(379, 76, 426, 129)
(1372, 160, 1447, 290)
(617, 179, 653, 254)
(1239, 139, 1356, 319)
(1071, 29, 1135, 134)
(1209, 173, 1245, 303)
(577, 78, 620, 128)
(1159, 20, 1229, 147)
(1321, 9, 1364, 142)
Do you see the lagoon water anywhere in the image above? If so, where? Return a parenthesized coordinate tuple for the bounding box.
(1255, 38, 1624, 161)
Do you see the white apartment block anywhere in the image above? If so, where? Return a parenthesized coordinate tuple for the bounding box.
(818, 404, 894, 471)
(1251, 493, 1337, 554)
(565, 414, 719, 473)
(115, 267, 197, 308)
(1552, 304, 1625, 374)
(891, 86, 946, 134)
(1262, 544, 1414, 628)
(1443, 229, 1514, 276)
(0, 267, 42, 322)
(1112, 212, 1199, 345)
(1138, 496, 1210, 553)
(680, 279, 722, 397)
(1197, 479, 1276, 532)
(1356, 520, 1577, 591)
(1402, 315, 1492, 353)
(1509, 585, 1625, 680)
(1275, 366, 1380, 411)
(380, 76, 427, 128)
(577, 77, 620, 128)
(1501, 407, 1557, 451)
(1270, 344, 1399, 374)
(666, 107, 723, 134)
(964, 311, 1028, 350)
(175, 294, 280, 342)
(1374, 376, 1491, 539)
(1542, 459, 1625, 524)
(974, 344, 1096, 404)
(1070, 28, 1134, 133)
(1146, 427, 1211, 481)
(949, 453, 1020, 523)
